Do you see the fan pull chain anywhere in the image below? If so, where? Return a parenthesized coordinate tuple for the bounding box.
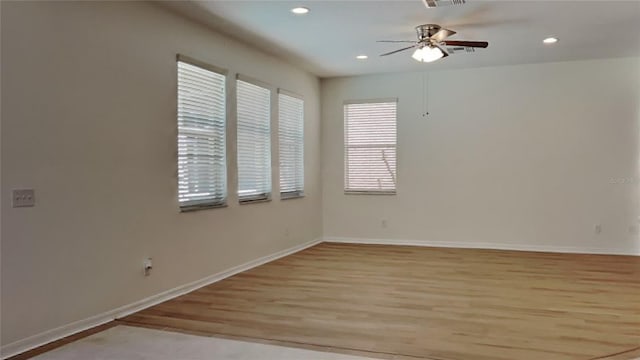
(422, 72, 429, 117)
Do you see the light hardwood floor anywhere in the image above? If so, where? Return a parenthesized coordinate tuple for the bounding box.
(119, 243, 640, 360)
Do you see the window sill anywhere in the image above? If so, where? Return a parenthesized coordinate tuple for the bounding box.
(344, 190, 396, 196)
(239, 197, 271, 205)
(180, 203, 228, 212)
(281, 193, 305, 200)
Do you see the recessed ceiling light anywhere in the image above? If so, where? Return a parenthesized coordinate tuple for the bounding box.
(291, 7, 309, 15)
(543, 37, 558, 44)
(356, 55, 368, 60)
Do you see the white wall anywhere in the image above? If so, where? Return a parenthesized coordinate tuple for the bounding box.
(322, 57, 640, 255)
(1, 1, 321, 347)
(2, 0, 639, 354)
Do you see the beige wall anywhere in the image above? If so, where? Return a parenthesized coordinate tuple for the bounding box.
(1, 1, 321, 346)
(2, 0, 640, 353)
(322, 57, 640, 254)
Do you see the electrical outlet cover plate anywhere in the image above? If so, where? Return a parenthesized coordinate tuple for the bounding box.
(594, 224, 602, 234)
(12, 189, 35, 207)
(144, 258, 153, 276)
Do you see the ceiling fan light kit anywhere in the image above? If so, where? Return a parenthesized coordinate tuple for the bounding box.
(412, 46, 445, 62)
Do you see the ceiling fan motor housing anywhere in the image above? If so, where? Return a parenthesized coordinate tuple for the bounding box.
(416, 24, 442, 41)
(423, 0, 466, 8)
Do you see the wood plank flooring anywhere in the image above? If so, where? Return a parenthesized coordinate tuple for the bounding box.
(121, 243, 640, 360)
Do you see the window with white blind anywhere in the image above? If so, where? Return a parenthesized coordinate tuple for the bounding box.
(344, 100, 397, 194)
(237, 76, 272, 203)
(177, 56, 227, 210)
(278, 90, 304, 199)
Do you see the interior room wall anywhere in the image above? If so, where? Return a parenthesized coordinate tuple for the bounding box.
(322, 57, 640, 255)
(1, 1, 321, 348)
(2, 0, 639, 355)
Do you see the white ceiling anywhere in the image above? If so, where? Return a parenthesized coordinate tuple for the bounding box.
(161, 0, 640, 78)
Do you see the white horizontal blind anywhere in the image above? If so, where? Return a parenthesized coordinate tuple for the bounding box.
(344, 100, 397, 193)
(278, 92, 304, 198)
(237, 78, 272, 202)
(177, 59, 227, 209)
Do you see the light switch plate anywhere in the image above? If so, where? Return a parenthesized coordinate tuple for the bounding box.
(12, 189, 35, 208)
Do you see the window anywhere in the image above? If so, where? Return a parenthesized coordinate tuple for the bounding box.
(278, 90, 304, 199)
(344, 100, 397, 194)
(177, 56, 227, 210)
(236, 76, 272, 203)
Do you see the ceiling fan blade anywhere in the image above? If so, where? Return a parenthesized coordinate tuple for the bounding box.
(443, 40, 488, 48)
(380, 45, 418, 57)
(430, 28, 456, 42)
(377, 40, 417, 43)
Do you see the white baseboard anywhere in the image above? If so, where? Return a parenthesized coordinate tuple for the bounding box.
(323, 237, 640, 256)
(0, 237, 323, 359)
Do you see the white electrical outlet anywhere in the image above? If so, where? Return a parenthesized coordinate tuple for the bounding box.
(12, 189, 35, 208)
(594, 224, 602, 234)
(143, 258, 153, 276)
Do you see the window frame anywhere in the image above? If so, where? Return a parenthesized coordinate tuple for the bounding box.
(235, 74, 273, 204)
(343, 98, 398, 195)
(278, 88, 305, 200)
(176, 54, 229, 212)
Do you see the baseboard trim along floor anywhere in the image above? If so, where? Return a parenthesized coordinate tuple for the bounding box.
(324, 237, 640, 256)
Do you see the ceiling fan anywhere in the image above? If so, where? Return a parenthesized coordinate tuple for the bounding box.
(378, 24, 488, 63)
